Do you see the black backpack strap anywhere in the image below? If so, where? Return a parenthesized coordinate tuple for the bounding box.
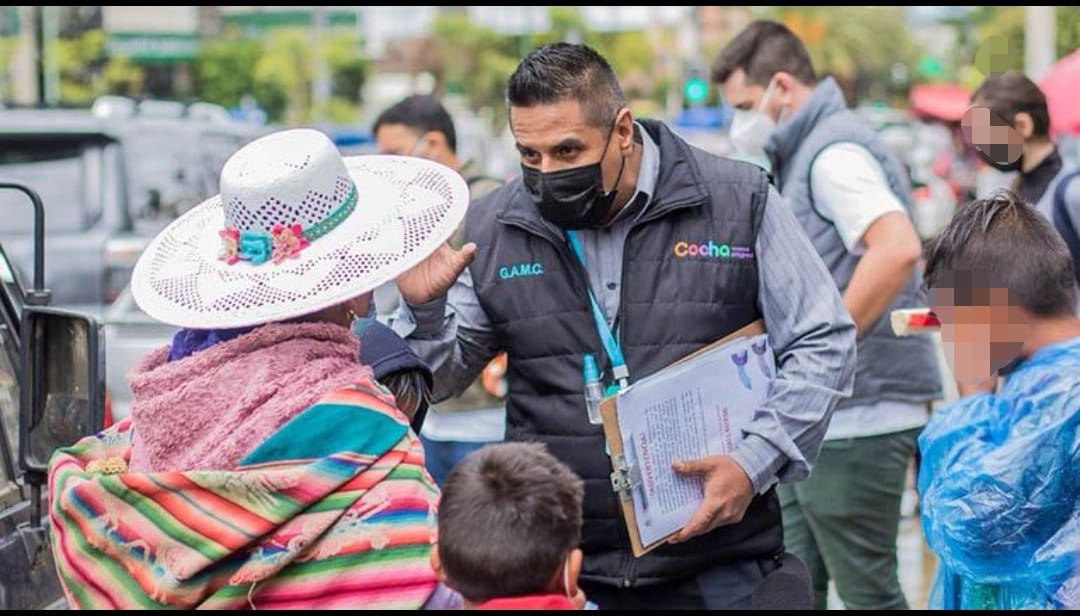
(1051, 170, 1080, 286)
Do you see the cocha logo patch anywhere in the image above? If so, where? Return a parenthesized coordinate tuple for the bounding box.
(673, 240, 754, 260)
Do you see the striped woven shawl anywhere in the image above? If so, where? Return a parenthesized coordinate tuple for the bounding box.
(48, 380, 441, 609)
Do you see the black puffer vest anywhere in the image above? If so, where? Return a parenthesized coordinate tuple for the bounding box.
(466, 120, 782, 586)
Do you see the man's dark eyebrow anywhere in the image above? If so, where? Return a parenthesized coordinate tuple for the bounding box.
(554, 137, 588, 150)
(515, 137, 588, 154)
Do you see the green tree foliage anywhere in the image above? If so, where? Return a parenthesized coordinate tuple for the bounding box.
(323, 32, 367, 123)
(0, 36, 17, 99)
(429, 13, 519, 129)
(756, 6, 919, 102)
(194, 30, 366, 124)
(968, 6, 1080, 74)
(55, 29, 109, 103)
(194, 39, 261, 110)
(101, 55, 143, 97)
(429, 7, 661, 128)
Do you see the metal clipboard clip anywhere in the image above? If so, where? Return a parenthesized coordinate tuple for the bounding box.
(609, 452, 642, 502)
(613, 443, 643, 505)
(611, 448, 652, 524)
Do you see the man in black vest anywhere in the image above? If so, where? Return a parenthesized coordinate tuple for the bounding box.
(395, 42, 856, 609)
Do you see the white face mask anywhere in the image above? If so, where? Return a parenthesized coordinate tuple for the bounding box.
(728, 80, 778, 170)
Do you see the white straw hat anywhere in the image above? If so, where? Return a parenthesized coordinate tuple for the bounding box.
(131, 128, 468, 329)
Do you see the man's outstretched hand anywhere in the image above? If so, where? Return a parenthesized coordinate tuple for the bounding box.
(397, 242, 476, 305)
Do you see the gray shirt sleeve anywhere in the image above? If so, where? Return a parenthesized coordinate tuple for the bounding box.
(728, 186, 857, 494)
(390, 268, 500, 403)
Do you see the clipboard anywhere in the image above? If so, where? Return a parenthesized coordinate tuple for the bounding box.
(599, 319, 766, 557)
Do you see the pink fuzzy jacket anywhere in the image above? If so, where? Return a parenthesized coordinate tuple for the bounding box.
(127, 322, 376, 473)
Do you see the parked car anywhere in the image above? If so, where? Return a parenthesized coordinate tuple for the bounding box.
(0, 105, 265, 310)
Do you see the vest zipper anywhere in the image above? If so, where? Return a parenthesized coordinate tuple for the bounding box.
(503, 198, 703, 587)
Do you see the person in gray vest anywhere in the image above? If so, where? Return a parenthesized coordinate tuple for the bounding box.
(392, 42, 856, 609)
(712, 21, 943, 610)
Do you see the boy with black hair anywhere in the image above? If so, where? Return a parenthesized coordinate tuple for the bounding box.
(431, 442, 588, 610)
(918, 190, 1080, 609)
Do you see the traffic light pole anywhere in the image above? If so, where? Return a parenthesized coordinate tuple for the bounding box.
(33, 5, 44, 107)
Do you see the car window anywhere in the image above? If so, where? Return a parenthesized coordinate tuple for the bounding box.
(0, 139, 104, 233)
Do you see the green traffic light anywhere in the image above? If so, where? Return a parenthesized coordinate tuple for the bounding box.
(684, 77, 709, 103)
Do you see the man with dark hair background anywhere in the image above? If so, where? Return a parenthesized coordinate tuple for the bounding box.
(394, 42, 856, 609)
(373, 95, 507, 484)
(713, 20, 942, 610)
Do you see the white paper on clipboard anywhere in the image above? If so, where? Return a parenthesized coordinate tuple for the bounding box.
(615, 333, 775, 548)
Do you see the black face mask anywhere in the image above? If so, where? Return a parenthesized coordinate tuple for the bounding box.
(974, 143, 1024, 173)
(976, 144, 1023, 172)
(521, 123, 627, 230)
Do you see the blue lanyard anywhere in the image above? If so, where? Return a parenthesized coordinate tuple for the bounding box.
(565, 230, 630, 390)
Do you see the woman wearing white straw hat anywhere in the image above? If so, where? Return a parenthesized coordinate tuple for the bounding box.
(46, 128, 468, 609)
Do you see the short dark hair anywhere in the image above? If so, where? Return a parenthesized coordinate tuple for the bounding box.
(923, 190, 1078, 316)
(437, 442, 584, 603)
(372, 94, 457, 153)
(971, 71, 1051, 139)
(710, 20, 816, 87)
(506, 42, 626, 129)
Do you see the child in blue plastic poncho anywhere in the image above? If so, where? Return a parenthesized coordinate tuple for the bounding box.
(918, 191, 1080, 610)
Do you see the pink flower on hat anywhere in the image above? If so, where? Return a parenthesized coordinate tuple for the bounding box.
(219, 228, 240, 265)
(270, 223, 309, 264)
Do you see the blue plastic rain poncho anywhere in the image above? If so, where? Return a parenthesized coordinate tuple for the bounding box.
(918, 335, 1080, 609)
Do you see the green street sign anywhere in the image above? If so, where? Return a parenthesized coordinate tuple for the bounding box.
(107, 33, 199, 63)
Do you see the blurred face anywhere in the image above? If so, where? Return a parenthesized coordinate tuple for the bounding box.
(375, 123, 456, 169)
(375, 123, 424, 156)
(719, 68, 796, 123)
(962, 103, 1030, 173)
(929, 283, 1030, 386)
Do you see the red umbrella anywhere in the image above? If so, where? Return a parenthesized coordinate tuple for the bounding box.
(1040, 49, 1080, 136)
(909, 83, 971, 123)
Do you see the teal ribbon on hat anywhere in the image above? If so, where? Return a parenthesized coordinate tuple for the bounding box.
(304, 185, 358, 242)
(222, 184, 358, 266)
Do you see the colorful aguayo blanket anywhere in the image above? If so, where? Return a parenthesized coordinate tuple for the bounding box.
(48, 380, 441, 609)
